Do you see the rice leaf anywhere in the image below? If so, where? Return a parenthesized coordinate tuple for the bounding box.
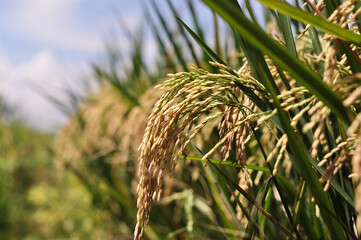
(275, 0, 297, 57)
(149, 0, 189, 71)
(165, 0, 201, 67)
(201, 0, 353, 125)
(256, 42, 347, 240)
(257, 0, 361, 45)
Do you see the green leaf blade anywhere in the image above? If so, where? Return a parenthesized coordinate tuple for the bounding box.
(258, 0, 361, 45)
(201, 0, 353, 126)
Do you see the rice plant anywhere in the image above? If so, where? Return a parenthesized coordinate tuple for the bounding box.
(134, 0, 361, 239)
(54, 1, 221, 238)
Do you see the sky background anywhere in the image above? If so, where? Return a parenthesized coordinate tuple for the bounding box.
(0, 0, 259, 131)
(0, 0, 147, 131)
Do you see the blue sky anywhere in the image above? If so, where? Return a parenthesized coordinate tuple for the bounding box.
(0, 0, 135, 64)
(0, 0, 145, 130)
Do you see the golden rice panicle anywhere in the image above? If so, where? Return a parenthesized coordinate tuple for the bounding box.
(353, 136, 361, 233)
(320, 1, 361, 86)
(134, 67, 267, 239)
(218, 106, 237, 162)
(235, 167, 253, 228)
(318, 137, 356, 191)
(54, 88, 128, 168)
(218, 93, 253, 165)
(348, 113, 361, 233)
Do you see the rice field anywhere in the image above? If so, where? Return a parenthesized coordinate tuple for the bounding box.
(1, 0, 361, 239)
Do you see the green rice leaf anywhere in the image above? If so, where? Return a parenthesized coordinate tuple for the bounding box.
(257, 0, 361, 46)
(149, 0, 189, 71)
(201, 0, 353, 126)
(275, 0, 297, 57)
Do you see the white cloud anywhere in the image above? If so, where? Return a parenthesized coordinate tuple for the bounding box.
(0, 47, 93, 131)
(0, 0, 107, 53)
(0, 0, 148, 131)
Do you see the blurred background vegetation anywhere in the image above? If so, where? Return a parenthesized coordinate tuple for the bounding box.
(1, 1, 219, 238)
